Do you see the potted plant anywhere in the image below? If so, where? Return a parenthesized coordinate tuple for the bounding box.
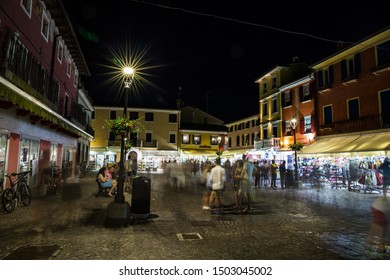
(106, 116, 144, 135)
(289, 142, 303, 151)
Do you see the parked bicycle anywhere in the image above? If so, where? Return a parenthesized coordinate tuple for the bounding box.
(2, 170, 32, 213)
(77, 162, 88, 178)
(42, 166, 63, 195)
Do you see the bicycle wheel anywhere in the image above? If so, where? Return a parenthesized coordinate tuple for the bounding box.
(19, 182, 31, 206)
(2, 188, 16, 213)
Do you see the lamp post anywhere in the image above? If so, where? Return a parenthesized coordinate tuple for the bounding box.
(290, 117, 302, 188)
(106, 66, 135, 222)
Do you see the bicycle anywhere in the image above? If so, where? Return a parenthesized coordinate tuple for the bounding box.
(42, 166, 63, 195)
(2, 170, 32, 213)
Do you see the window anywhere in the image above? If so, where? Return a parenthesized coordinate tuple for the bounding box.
(348, 98, 360, 120)
(67, 58, 72, 77)
(271, 98, 277, 113)
(341, 54, 361, 81)
(74, 69, 78, 87)
(262, 82, 267, 94)
(169, 132, 176, 144)
(91, 111, 95, 119)
(210, 136, 219, 145)
(301, 84, 311, 102)
(193, 135, 201, 145)
(245, 121, 250, 128)
(236, 135, 240, 146)
(168, 114, 177, 123)
(251, 120, 255, 127)
(182, 134, 190, 144)
(129, 112, 139, 120)
(109, 111, 116, 120)
(228, 137, 232, 148)
(304, 116, 312, 133)
(245, 134, 250, 146)
(145, 132, 152, 142)
(229, 126, 233, 132)
(272, 76, 277, 89)
(145, 112, 154, 122)
(109, 131, 116, 141)
(242, 135, 245, 146)
(285, 121, 292, 136)
(272, 126, 278, 137)
(282, 91, 292, 107)
(262, 127, 268, 139)
(251, 133, 255, 145)
(21, 0, 32, 17)
(41, 10, 50, 41)
(57, 40, 63, 63)
(316, 66, 334, 88)
(262, 102, 268, 116)
(323, 105, 333, 125)
(377, 40, 390, 66)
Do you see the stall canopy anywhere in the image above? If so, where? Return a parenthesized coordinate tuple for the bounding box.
(300, 133, 390, 154)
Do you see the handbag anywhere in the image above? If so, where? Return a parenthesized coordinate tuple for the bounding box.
(375, 172, 383, 186)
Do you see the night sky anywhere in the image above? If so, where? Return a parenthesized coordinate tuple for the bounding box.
(63, 0, 390, 123)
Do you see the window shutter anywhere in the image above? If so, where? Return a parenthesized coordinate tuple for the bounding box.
(299, 86, 303, 102)
(354, 53, 361, 75)
(316, 71, 323, 88)
(341, 60, 347, 80)
(299, 117, 305, 134)
(329, 65, 334, 85)
(311, 115, 315, 133)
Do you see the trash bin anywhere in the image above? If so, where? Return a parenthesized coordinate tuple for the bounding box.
(131, 176, 151, 218)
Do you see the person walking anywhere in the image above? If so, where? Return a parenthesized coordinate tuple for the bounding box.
(232, 159, 244, 208)
(201, 163, 215, 210)
(239, 154, 255, 213)
(270, 160, 278, 188)
(209, 157, 226, 212)
(279, 160, 287, 189)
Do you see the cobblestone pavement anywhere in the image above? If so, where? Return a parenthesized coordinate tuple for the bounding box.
(0, 171, 385, 260)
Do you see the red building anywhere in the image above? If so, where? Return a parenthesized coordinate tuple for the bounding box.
(0, 0, 93, 195)
(303, 27, 390, 155)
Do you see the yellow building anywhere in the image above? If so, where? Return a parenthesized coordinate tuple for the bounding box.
(179, 106, 228, 161)
(91, 106, 180, 171)
(255, 61, 311, 160)
(224, 114, 260, 159)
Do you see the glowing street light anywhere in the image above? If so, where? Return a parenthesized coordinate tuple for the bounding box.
(107, 66, 135, 222)
(290, 117, 301, 188)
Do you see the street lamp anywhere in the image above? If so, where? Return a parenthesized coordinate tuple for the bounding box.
(290, 117, 302, 188)
(106, 66, 135, 222)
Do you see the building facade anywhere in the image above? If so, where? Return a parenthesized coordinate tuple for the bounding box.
(179, 106, 228, 161)
(91, 106, 180, 171)
(255, 61, 310, 160)
(0, 0, 93, 194)
(302, 27, 390, 155)
(224, 114, 260, 159)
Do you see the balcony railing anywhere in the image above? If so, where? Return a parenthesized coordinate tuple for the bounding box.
(319, 112, 390, 136)
(2, 33, 59, 109)
(254, 137, 281, 149)
(137, 139, 158, 148)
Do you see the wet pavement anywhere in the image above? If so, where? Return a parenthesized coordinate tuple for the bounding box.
(0, 171, 386, 260)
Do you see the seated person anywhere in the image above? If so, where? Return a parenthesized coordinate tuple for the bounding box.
(97, 166, 117, 197)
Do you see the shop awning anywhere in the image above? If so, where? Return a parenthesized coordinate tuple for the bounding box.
(300, 133, 390, 154)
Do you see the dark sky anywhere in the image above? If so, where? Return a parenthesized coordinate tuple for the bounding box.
(63, 0, 390, 123)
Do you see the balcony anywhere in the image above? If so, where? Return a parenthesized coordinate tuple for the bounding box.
(319, 112, 390, 136)
(254, 137, 281, 149)
(137, 139, 158, 148)
(1, 33, 59, 111)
